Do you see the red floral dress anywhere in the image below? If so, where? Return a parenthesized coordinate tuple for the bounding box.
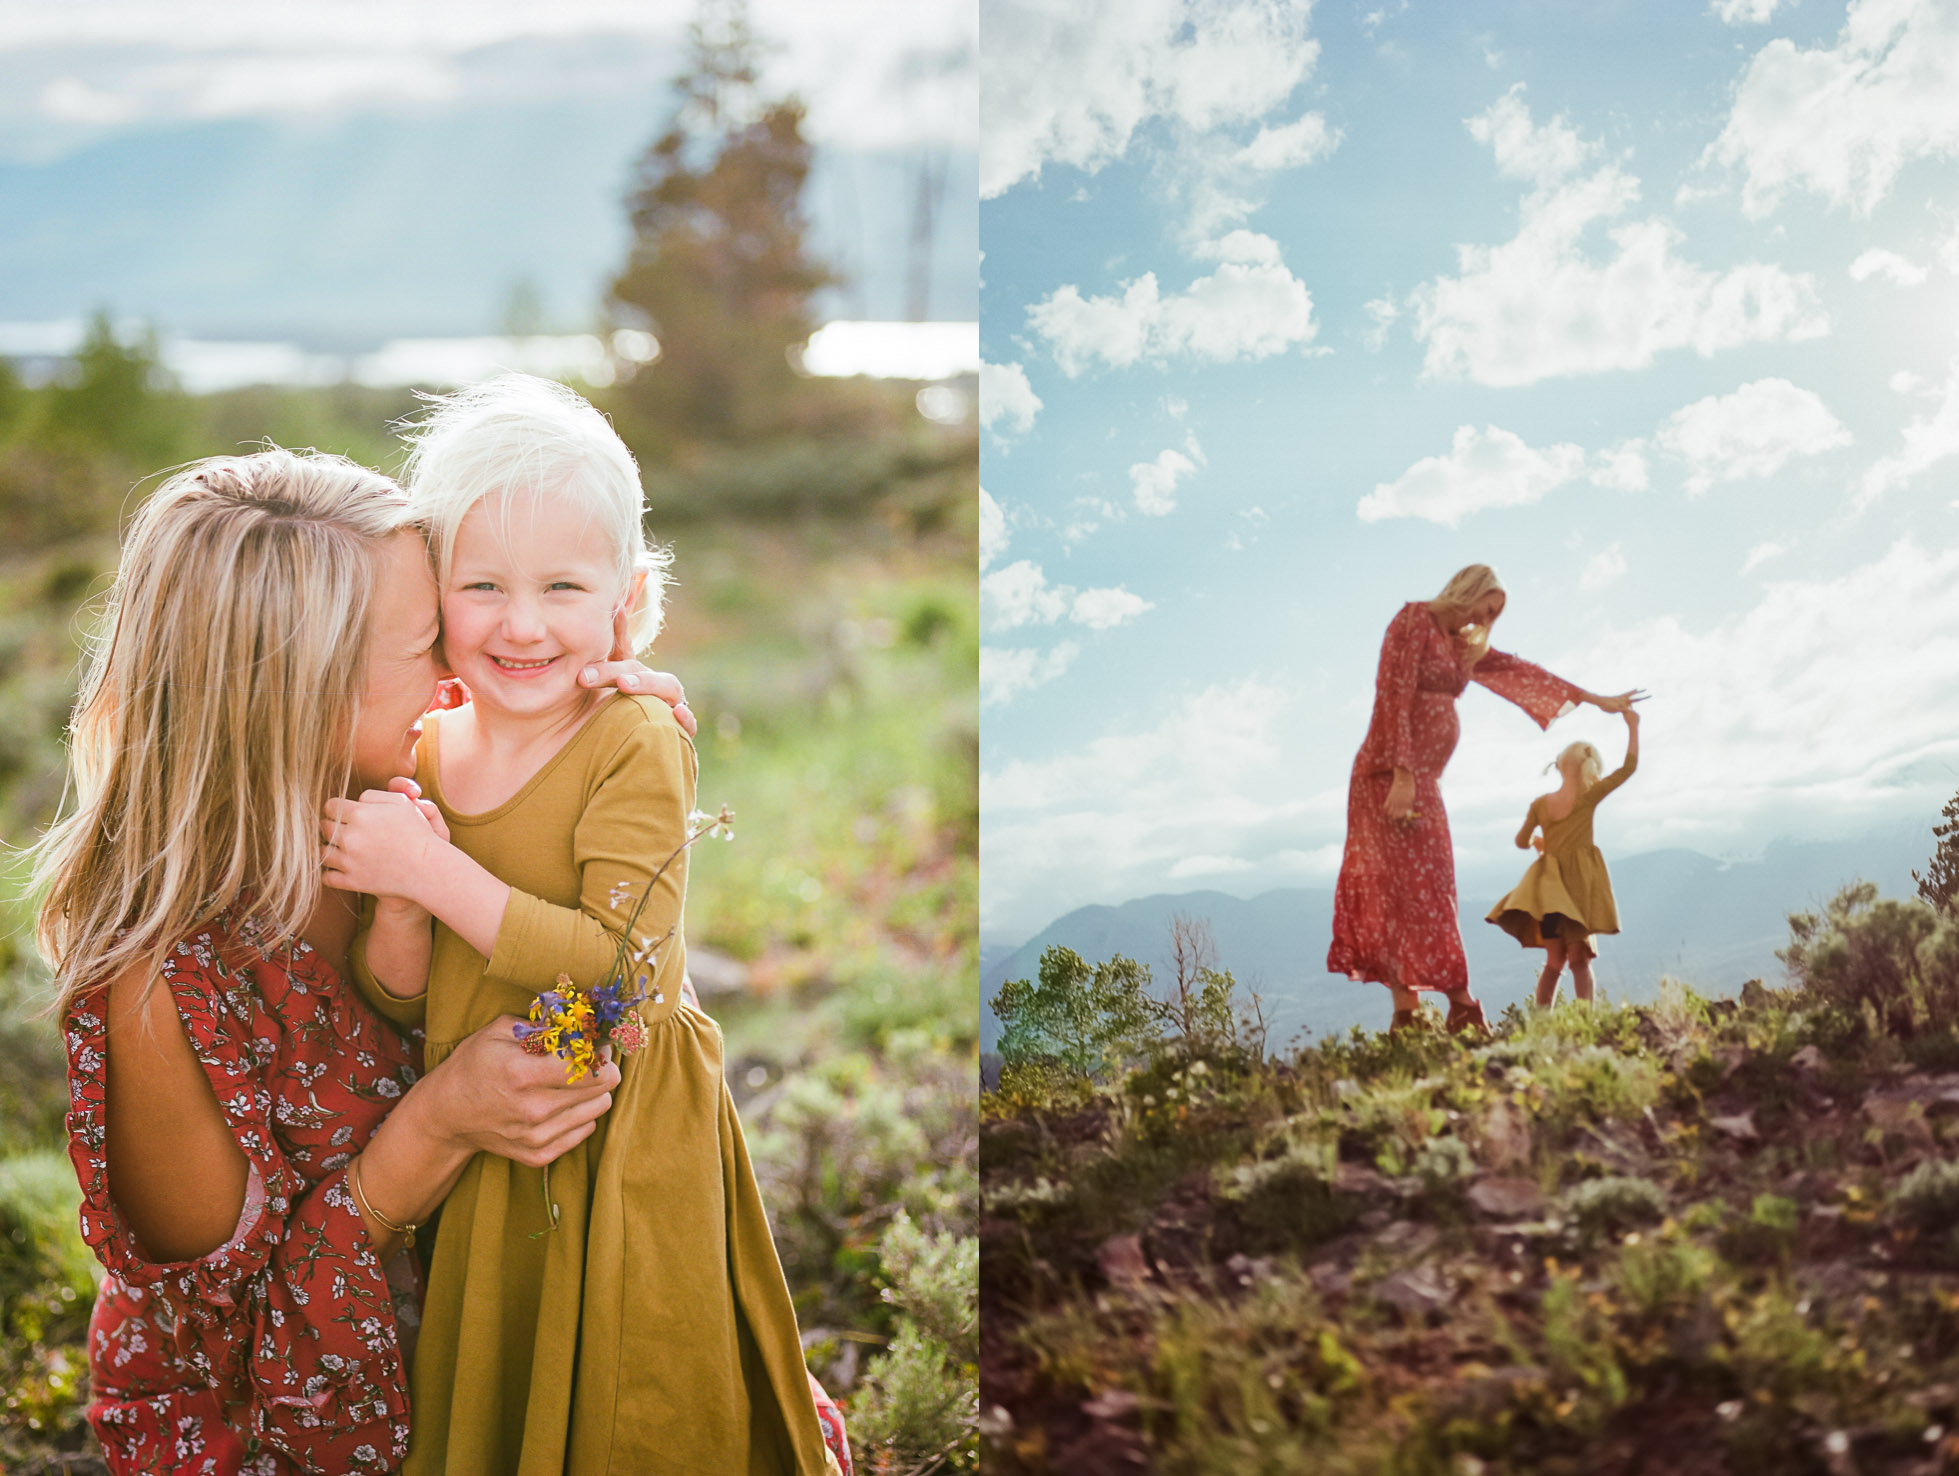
(1327, 602, 1583, 995)
(65, 917, 422, 1475)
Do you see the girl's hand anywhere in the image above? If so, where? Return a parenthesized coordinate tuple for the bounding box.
(577, 660, 696, 738)
(1384, 768, 1417, 822)
(320, 789, 447, 904)
(1532, 835, 1546, 853)
(424, 1015, 623, 1168)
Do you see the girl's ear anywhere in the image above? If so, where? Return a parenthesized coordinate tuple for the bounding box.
(609, 570, 649, 662)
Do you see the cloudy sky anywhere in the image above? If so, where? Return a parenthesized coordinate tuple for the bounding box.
(0, 1, 976, 341)
(979, 0, 1959, 941)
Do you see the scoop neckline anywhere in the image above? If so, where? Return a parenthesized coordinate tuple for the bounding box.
(425, 692, 621, 825)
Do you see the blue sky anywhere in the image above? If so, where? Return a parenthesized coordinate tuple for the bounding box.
(0, 2, 976, 342)
(979, 0, 1959, 941)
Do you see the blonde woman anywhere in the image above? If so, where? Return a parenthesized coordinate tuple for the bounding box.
(1489, 708, 1641, 1006)
(1326, 565, 1643, 1036)
(35, 449, 686, 1475)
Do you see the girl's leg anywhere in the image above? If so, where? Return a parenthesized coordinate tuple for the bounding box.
(1571, 943, 1596, 1003)
(1535, 940, 1567, 1008)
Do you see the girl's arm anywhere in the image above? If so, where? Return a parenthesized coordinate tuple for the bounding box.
(322, 704, 694, 993)
(1514, 804, 1539, 850)
(1588, 708, 1641, 803)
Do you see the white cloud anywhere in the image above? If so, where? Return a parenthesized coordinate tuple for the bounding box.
(981, 642, 1080, 706)
(981, 676, 1348, 926)
(1071, 586, 1155, 629)
(1589, 440, 1651, 492)
(1129, 435, 1204, 514)
(1027, 230, 1319, 375)
(1358, 424, 1588, 526)
(981, 559, 1073, 630)
(1850, 247, 1930, 284)
(1708, 0, 1959, 218)
(981, 558, 1153, 633)
(1741, 540, 1789, 573)
(1580, 544, 1627, 591)
(1657, 378, 1852, 495)
(1233, 112, 1339, 171)
(1361, 296, 1399, 351)
(979, 0, 1323, 197)
(1710, 0, 1786, 23)
(0, 2, 976, 154)
(979, 359, 1043, 438)
(979, 487, 1010, 570)
(1857, 345, 1959, 506)
(1410, 86, 1829, 387)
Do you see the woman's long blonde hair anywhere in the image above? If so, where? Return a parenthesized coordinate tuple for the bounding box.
(1428, 563, 1506, 660)
(33, 448, 414, 1013)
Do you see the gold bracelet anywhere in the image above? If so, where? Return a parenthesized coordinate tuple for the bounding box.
(348, 1154, 419, 1250)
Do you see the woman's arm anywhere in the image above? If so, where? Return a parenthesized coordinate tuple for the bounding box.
(102, 970, 621, 1263)
(1376, 607, 1424, 820)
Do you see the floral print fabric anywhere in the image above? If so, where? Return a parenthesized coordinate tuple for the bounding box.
(65, 918, 420, 1475)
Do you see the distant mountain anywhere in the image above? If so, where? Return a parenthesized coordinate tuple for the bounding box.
(979, 826, 1930, 1053)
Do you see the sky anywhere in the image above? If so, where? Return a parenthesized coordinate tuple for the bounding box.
(0, 1, 977, 342)
(978, 0, 1959, 942)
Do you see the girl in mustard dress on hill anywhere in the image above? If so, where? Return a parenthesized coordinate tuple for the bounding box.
(1488, 707, 1640, 1007)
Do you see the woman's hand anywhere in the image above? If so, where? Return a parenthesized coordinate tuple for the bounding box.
(1588, 689, 1648, 714)
(321, 789, 447, 905)
(577, 660, 695, 738)
(420, 1015, 622, 1168)
(1384, 768, 1417, 822)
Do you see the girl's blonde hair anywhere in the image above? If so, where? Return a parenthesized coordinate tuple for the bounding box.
(1428, 563, 1506, 660)
(400, 373, 669, 652)
(1550, 740, 1605, 789)
(33, 448, 415, 1013)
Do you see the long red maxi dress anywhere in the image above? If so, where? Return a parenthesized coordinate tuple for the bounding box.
(1327, 602, 1584, 996)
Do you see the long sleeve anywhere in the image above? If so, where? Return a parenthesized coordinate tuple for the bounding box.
(348, 894, 429, 1029)
(482, 704, 698, 1007)
(1471, 647, 1584, 730)
(1514, 801, 1539, 849)
(65, 978, 411, 1473)
(1374, 604, 1426, 772)
(1582, 751, 1639, 808)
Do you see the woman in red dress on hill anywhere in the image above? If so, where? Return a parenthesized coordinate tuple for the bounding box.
(1327, 565, 1642, 1036)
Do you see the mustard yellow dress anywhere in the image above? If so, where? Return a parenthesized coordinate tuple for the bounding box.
(352, 694, 831, 1475)
(1487, 753, 1637, 958)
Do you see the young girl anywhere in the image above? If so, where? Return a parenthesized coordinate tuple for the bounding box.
(320, 375, 844, 1475)
(1487, 708, 1640, 1007)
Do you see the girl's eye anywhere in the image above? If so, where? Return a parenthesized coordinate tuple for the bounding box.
(549, 582, 583, 592)
(463, 582, 498, 592)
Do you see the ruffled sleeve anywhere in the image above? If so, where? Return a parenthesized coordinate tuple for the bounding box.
(63, 958, 410, 1474)
(1471, 648, 1584, 730)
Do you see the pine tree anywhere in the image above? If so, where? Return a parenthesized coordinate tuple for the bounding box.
(1916, 789, 1959, 915)
(608, 0, 837, 446)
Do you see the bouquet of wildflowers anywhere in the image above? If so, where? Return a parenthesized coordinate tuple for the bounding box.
(514, 804, 734, 1234)
(513, 804, 735, 1081)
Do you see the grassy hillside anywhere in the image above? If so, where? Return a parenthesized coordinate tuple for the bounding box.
(982, 882, 1959, 1474)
